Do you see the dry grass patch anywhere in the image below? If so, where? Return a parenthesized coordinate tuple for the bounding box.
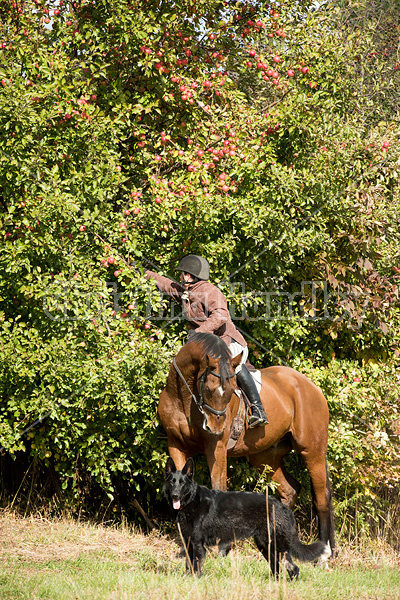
(0, 509, 176, 563)
(0, 510, 399, 600)
(1, 509, 399, 569)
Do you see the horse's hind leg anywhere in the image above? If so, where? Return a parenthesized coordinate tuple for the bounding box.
(298, 451, 333, 547)
(272, 465, 301, 509)
(248, 444, 301, 509)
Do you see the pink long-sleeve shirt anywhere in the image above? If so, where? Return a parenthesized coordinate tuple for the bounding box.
(145, 270, 247, 348)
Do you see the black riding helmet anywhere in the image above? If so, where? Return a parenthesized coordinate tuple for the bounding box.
(177, 255, 210, 281)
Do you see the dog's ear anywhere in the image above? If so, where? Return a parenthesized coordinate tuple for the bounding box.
(182, 458, 194, 479)
(165, 457, 176, 478)
(231, 352, 243, 372)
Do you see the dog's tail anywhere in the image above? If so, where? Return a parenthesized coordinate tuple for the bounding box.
(290, 537, 331, 564)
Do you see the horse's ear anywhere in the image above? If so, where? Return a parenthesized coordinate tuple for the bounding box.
(206, 354, 219, 371)
(165, 457, 176, 478)
(231, 352, 243, 372)
(182, 458, 194, 479)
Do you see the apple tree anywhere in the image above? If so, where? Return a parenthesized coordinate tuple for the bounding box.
(0, 0, 399, 529)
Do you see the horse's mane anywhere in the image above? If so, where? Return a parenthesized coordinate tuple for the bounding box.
(188, 332, 233, 386)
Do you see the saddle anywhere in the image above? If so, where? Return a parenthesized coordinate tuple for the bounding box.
(227, 363, 261, 450)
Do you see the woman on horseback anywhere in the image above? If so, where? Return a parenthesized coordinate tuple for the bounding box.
(144, 254, 268, 428)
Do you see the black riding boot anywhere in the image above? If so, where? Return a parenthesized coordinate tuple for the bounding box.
(236, 365, 269, 428)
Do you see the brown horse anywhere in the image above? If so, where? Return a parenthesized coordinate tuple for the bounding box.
(158, 332, 335, 552)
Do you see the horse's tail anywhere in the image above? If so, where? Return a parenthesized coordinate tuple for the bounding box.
(290, 537, 332, 563)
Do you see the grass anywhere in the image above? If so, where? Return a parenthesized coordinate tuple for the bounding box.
(0, 511, 399, 600)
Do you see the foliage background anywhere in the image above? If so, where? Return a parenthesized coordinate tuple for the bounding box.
(0, 0, 399, 544)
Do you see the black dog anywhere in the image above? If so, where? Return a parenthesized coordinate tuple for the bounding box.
(164, 457, 331, 579)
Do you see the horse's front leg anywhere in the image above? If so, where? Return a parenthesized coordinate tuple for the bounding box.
(205, 439, 228, 491)
(167, 437, 189, 470)
(205, 439, 232, 556)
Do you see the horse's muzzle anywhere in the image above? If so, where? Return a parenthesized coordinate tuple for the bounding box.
(202, 412, 226, 436)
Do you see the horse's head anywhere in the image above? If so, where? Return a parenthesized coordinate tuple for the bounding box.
(198, 351, 243, 436)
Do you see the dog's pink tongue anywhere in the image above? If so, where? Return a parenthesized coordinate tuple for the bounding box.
(173, 499, 181, 510)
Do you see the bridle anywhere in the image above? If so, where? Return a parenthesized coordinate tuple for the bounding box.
(172, 358, 236, 428)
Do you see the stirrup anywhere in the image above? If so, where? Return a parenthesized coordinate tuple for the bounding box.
(247, 406, 269, 428)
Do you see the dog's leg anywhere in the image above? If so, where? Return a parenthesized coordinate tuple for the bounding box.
(254, 535, 279, 579)
(218, 541, 232, 557)
(184, 541, 195, 575)
(192, 542, 206, 576)
(281, 553, 299, 581)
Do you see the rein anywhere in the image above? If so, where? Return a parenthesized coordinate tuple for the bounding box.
(172, 358, 235, 422)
